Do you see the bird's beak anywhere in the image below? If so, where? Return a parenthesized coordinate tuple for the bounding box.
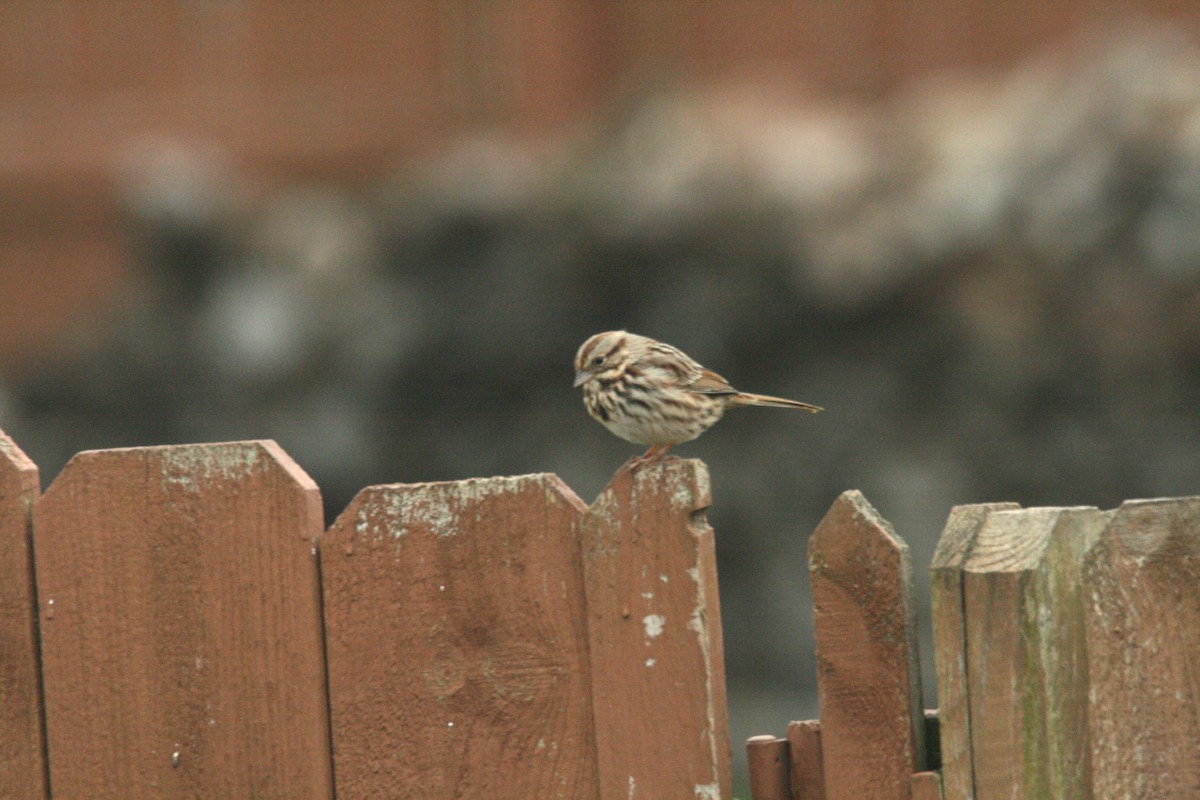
(573, 370, 591, 388)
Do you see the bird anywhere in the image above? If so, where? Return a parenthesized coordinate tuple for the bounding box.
(573, 330, 822, 461)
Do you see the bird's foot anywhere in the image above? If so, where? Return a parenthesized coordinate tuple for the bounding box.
(625, 444, 675, 470)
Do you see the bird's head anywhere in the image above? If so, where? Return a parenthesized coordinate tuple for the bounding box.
(573, 330, 642, 388)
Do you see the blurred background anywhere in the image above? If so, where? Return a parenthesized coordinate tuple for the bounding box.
(5, 2, 1200, 792)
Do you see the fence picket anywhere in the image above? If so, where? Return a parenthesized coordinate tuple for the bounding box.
(1084, 497, 1200, 799)
(786, 720, 825, 800)
(930, 502, 1018, 800)
(34, 441, 330, 799)
(962, 507, 1106, 800)
(581, 460, 731, 800)
(808, 490, 925, 800)
(746, 735, 790, 800)
(320, 474, 599, 799)
(0, 430, 47, 800)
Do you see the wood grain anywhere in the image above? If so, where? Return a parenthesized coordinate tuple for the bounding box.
(962, 506, 1105, 800)
(808, 490, 924, 800)
(1084, 497, 1200, 799)
(929, 502, 1018, 800)
(582, 459, 731, 800)
(787, 720, 825, 800)
(35, 441, 331, 799)
(0, 429, 47, 799)
(321, 473, 598, 799)
(747, 735, 790, 800)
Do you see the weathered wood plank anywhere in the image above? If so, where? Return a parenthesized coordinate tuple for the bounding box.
(35, 441, 331, 799)
(0, 429, 47, 799)
(582, 459, 731, 800)
(787, 720, 825, 800)
(962, 506, 1106, 800)
(930, 502, 1018, 800)
(747, 735, 790, 800)
(1084, 497, 1200, 800)
(321, 473, 598, 799)
(808, 490, 924, 800)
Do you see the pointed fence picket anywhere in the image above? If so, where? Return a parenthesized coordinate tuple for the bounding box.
(321, 473, 599, 798)
(0, 427, 1198, 799)
(34, 441, 332, 798)
(0, 431, 46, 800)
(808, 490, 926, 800)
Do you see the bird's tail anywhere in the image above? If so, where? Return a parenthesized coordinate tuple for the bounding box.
(731, 392, 823, 412)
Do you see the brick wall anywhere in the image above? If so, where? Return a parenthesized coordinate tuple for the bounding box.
(0, 1, 1195, 368)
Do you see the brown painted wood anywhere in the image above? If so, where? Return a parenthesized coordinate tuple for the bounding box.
(1084, 497, 1200, 800)
(0, 429, 47, 799)
(321, 473, 598, 799)
(929, 502, 1018, 800)
(962, 506, 1106, 800)
(582, 459, 731, 800)
(910, 771, 943, 800)
(808, 490, 924, 800)
(747, 735, 790, 800)
(34, 441, 331, 799)
(787, 720, 825, 800)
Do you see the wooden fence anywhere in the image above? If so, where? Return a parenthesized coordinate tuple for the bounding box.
(746, 494, 1200, 800)
(1, 427, 1198, 799)
(0, 429, 728, 799)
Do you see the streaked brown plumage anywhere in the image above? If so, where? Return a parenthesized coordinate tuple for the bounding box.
(573, 331, 822, 460)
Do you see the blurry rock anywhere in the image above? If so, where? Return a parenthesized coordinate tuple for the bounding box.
(251, 187, 383, 279)
(115, 137, 243, 304)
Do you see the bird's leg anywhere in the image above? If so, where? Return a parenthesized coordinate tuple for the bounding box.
(629, 443, 672, 468)
(627, 444, 660, 468)
(630, 445, 654, 466)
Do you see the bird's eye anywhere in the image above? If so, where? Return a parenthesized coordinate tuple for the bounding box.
(592, 356, 604, 366)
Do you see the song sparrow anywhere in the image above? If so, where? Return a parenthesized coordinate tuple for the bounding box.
(573, 331, 822, 460)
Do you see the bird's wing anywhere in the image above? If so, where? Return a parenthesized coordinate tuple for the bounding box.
(686, 367, 739, 396)
(641, 341, 736, 394)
